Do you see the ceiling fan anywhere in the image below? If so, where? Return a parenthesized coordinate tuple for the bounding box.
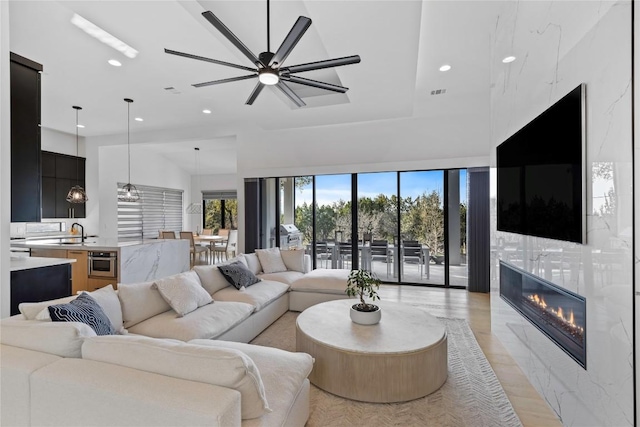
(164, 0, 361, 108)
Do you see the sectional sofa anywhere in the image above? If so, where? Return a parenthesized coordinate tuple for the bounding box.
(1, 248, 352, 426)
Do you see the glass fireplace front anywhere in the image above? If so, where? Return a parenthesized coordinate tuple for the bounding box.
(500, 261, 586, 368)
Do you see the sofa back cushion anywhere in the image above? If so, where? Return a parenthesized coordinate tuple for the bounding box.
(255, 248, 287, 274)
(118, 281, 172, 329)
(82, 335, 271, 419)
(19, 296, 76, 320)
(193, 265, 232, 295)
(0, 318, 96, 358)
(280, 249, 306, 273)
(243, 253, 263, 275)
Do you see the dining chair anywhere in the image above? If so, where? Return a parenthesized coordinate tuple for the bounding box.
(213, 230, 237, 263)
(402, 240, 425, 279)
(160, 231, 176, 239)
(217, 228, 230, 238)
(180, 231, 209, 266)
(201, 229, 213, 236)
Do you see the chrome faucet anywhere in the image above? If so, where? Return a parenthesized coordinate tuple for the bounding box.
(71, 223, 85, 243)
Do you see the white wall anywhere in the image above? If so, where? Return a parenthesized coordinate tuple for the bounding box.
(634, 3, 640, 424)
(1, 1, 11, 318)
(491, 2, 633, 426)
(41, 127, 85, 158)
(97, 144, 192, 239)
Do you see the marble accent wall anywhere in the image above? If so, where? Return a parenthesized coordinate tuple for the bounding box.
(490, 2, 634, 426)
(120, 240, 190, 284)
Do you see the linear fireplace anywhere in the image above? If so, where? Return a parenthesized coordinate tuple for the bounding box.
(500, 261, 586, 368)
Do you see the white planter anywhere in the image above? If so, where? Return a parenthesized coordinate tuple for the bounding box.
(350, 304, 381, 325)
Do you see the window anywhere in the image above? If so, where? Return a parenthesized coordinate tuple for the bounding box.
(203, 190, 238, 233)
(117, 183, 183, 240)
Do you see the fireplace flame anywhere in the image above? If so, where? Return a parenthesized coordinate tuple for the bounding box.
(526, 294, 584, 335)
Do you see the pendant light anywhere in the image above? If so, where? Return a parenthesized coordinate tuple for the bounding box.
(118, 98, 140, 202)
(66, 106, 89, 204)
(185, 147, 203, 214)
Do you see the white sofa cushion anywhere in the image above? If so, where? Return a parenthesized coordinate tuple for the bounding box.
(118, 280, 172, 329)
(212, 280, 289, 311)
(193, 265, 232, 295)
(82, 335, 270, 419)
(0, 317, 96, 358)
(189, 340, 313, 426)
(280, 249, 306, 273)
(243, 253, 263, 275)
(19, 295, 76, 320)
(290, 268, 351, 294)
(34, 285, 125, 333)
(153, 271, 213, 316)
(127, 301, 255, 341)
(258, 271, 305, 286)
(255, 248, 287, 274)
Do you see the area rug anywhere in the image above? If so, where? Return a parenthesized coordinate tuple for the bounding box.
(251, 312, 523, 427)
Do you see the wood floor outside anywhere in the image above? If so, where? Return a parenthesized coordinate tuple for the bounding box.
(376, 284, 562, 427)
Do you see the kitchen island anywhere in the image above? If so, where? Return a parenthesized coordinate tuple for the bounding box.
(10, 256, 75, 315)
(11, 238, 189, 292)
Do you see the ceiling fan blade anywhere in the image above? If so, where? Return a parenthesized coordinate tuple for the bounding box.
(269, 16, 312, 67)
(275, 81, 306, 107)
(283, 55, 361, 74)
(164, 49, 255, 72)
(192, 74, 257, 88)
(202, 11, 263, 67)
(245, 82, 265, 105)
(281, 75, 348, 93)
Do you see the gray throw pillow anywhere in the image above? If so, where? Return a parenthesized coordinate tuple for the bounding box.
(218, 261, 261, 290)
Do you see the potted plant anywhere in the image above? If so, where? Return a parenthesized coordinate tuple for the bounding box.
(345, 269, 382, 325)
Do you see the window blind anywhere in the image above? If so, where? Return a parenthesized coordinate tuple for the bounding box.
(202, 190, 237, 200)
(117, 183, 183, 240)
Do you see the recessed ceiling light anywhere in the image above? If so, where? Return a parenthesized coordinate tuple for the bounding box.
(134, 117, 143, 122)
(108, 59, 122, 67)
(439, 64, 451, 72)
(502, 56, 516, 63)
(71, 13, 138, 59)
(76, 124, 85, 128)
(202, 109, 212, 114)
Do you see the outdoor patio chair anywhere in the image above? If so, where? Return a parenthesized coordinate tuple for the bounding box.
(370, 240, 391, 276)
(315, 241, 331, 269)
(338, 241, 352, 269)
(402, 240, 425, 279)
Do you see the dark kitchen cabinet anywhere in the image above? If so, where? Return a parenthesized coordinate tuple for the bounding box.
(10, 53, 42, 222)
(42, 151, 86, 218)
(11, 264, 72, 316)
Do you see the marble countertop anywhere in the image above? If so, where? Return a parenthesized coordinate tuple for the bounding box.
(10, 256, 76, 272)
(11, 238, 174, 251)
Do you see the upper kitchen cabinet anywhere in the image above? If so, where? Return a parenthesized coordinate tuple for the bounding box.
(41, 151, 86, 218)
(11, 52, 42, 222)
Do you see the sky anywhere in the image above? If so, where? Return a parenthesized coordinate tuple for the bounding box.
(294, 170, 468, 207)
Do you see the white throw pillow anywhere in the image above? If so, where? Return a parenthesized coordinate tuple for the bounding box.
(255, 247, 287, 274)
(193, 265, 231, 295)
(118, 280, 172, 329)
(280, 249, 306, 273)
(82, 335, 271, 419)
(153, 270, 213, 317)
(34, 285, 124, 333)
(243, 253, 263, 275)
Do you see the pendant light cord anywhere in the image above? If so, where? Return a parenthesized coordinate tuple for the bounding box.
(127, 101, 131, 183)
(267, 0, 270, 53)
(75, 108, 79, 185)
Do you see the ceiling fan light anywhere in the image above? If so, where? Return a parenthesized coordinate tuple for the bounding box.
(258, 69, 279, 85)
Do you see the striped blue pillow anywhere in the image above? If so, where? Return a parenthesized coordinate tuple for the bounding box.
(48, 292, 116, 336)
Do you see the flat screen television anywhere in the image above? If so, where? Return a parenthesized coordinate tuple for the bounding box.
(497, 84, 586, 243)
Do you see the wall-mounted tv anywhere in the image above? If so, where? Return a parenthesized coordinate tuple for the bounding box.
(497, 84, 586, 244)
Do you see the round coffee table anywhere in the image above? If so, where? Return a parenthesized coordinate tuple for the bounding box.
(295, 299, 447, 403)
